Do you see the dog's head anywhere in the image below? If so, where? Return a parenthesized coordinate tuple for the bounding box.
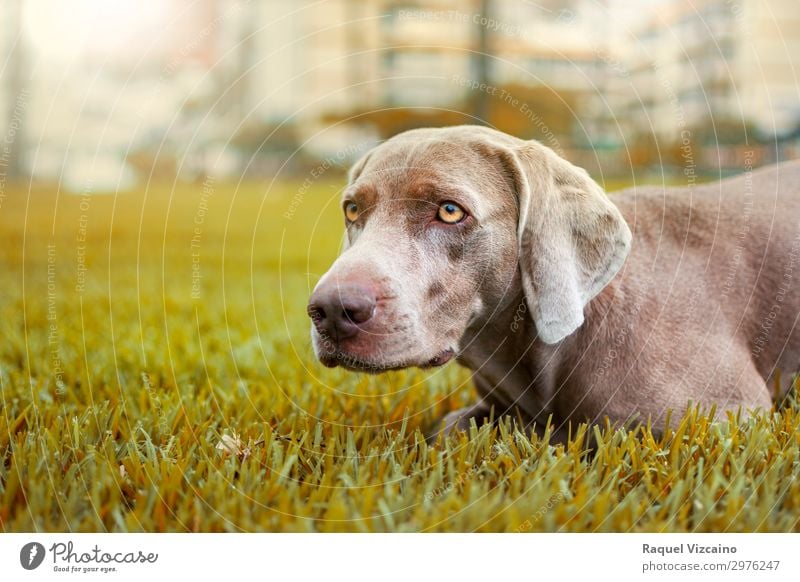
(307, 126, 631, 372)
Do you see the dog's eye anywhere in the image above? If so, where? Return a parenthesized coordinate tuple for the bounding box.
(437, 202, 466, 224)
(344, 201, 359, 222)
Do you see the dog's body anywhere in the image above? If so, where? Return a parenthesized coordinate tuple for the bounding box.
(456, 165, 800, 437)
(308, 126, 800, 440)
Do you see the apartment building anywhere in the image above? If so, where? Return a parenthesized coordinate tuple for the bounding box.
(607, 0, 800, 143)
(11, 0, 796, 182)
(220, 0, 610, 151)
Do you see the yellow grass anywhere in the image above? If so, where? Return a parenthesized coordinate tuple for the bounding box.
(0, 180, 798, 532)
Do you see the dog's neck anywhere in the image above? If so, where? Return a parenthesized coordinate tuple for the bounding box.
(456, 284, 556, 420)
(456, 276, 625, 422)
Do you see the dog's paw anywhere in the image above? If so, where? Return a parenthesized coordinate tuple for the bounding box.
(427, 401, 491, 443)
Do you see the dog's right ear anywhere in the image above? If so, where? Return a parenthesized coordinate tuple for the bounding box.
(347, 150, 373, 185)
(339, 150, 374, 253)
(494, 139, 631, 344)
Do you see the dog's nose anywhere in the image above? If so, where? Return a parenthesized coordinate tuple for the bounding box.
(307, 282, 376, 341)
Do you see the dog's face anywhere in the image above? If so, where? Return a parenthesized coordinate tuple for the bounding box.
(308, 128, 519, 372)
(308, 126, 631, 372)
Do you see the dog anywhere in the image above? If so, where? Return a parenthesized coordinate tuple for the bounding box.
(307, 125, 800, 442)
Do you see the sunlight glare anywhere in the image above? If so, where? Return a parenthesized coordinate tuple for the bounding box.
(23, 0, 170, 61)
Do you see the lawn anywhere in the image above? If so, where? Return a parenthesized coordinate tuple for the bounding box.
(1, 178, 799, 532)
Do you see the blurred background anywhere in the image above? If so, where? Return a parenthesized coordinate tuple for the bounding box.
(2, 0, 799, 194)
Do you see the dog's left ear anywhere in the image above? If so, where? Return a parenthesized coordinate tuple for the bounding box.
(497, 140, 631, 344)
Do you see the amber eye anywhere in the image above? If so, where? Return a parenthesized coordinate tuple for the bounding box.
(344, 201, 359, 222)
(437, 201, 466, 224)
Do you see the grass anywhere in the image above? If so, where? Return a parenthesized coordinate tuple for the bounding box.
(1, 178, 799, 532)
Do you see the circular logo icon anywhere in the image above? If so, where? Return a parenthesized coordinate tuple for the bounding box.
(20, 542, 46, 570)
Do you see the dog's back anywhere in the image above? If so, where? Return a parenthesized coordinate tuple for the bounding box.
(572, 162, 800, 425)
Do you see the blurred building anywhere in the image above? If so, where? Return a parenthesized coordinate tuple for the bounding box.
(214, 0, 386, 162)
(2, 0, 799, 186)
(608, 0, 800, 143)
(216, 0, 611, 159)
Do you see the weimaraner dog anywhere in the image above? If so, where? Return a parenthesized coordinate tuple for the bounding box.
(307, 125, 800, 442)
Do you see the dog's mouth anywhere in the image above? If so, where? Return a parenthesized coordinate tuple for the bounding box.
(318, 348, 455, 373)
(420, 348, 455, 368)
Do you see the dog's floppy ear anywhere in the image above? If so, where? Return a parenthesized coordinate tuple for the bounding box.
(500, 140, 631, 344)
